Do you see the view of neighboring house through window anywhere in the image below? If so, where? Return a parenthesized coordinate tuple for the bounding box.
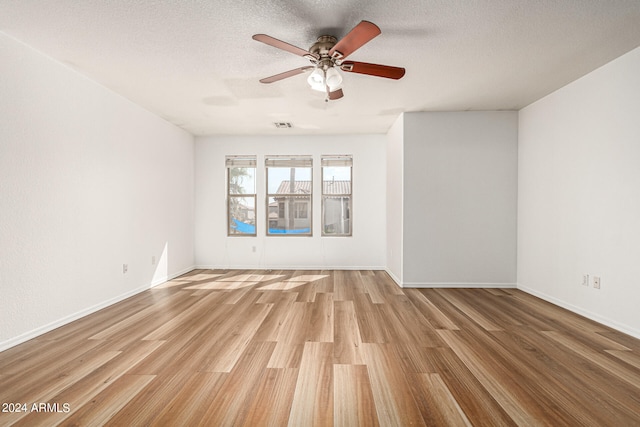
(226, 156, 257, 236)
(322, 155, 352, 236)
(266, 156, 313, 235)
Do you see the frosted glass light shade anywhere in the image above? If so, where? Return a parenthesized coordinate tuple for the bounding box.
(325, 67, 342, 90)
(307, 68, 325, 91)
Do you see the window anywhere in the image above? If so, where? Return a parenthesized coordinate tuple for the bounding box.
(294, 202, 308, 219)
(322, 155, 352, 236)
(266, 156, 312, 235)
(226, 156, 257, 236)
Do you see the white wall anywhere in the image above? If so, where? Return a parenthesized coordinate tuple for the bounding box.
(402, 112, 518, 287)
(0, 32, 195, 351)
(518, 47, 640, 338)
(386, 114, 404, 284)
(195, 135, 386, 270)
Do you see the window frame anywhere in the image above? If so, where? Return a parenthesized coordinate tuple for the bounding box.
(226, 155, 257, 237)
(265, 155, 313, 237)
(321, 155, 353, 237)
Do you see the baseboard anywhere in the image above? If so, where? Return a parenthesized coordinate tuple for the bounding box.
(402, 282, 517, 289)
(517, 284, 640, 340)
(0, 285, 148, 352)
(0, 265, 196, 353)
(195, 264, 387, 271)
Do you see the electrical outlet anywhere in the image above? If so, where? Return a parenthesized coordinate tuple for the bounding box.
(123, 264, 128, 274)
(252, 246, 256, 253)
(593, 276, 601, 289)
(581, 274, 589, 287)
(152, 256, 156, 265)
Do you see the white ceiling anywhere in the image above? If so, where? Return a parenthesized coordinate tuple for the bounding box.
(2, 1, 640, 136)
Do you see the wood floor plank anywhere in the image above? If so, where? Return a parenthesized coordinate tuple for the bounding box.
(62, 374, 156, 427)
(10, 340, 165, 427)
(444, 325, 597, 426)
(373, 270, 405, 296)
(511, 290, 609, 333)
(102, 371, 194, 426)
(352, 292, 390, 343)
(542, 330, 640, 389)
(392, 342, 437, 374)
(292, 270, 319, 302)
(337, 270, 367, 301)
(100, 292, 202, 349)
(360, 274, 387, 304)
(25, 293, 154, 344)
(267, 302, 309, 368)
(333, 300, 364, 364)
(0, 338, 107, 393)
(198, 341, 276, 426)
(434, 289, 504, 331)
(253, 292, 299, 341)
(287, 342, 334, 427)
(2, 270, 640, 426)
(605, 349, 640, 370)
(242, 368, 299, 427)
(127, 303, 238, 375)
(598, 329, 640, 350)
(200, 302, 273, 372)
(446, 324, 586, 426)
(140, 291, 229, 341)
(361, 343, 426, 426)
(378, 294, 446, 347)
(471, 290, 561, 332)
(147, 372, 228, 426)
(437, 329, 542, 425)
(293, 271, 333, 294)
(458, 289, 525, 328)
(171, 293, 267, 375)
(332, 270, 354, 301)
(333, 364, 378, 427)
(88, 292, 185, 340)
(304, 292, 334, 343)
(404, 289, 460, 330)
(487, 327, 635, 426)
(185, 280, 259, 290)
(0, 349, 122, 425)
(411, 372, 472, 427)
(425, 347, 517, 427)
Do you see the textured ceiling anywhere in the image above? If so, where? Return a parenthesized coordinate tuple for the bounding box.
(2, 0, 640, 136)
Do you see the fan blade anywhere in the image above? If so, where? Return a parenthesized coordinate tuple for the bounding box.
(340, 61, 405, 80)
(259, 66, 314, 84)
(329, 21, 381, 59)
(253, 34, 318, 59)
(328, 88, 344, 100)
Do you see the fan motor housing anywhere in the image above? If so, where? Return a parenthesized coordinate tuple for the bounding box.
(309, 36, 337, 58)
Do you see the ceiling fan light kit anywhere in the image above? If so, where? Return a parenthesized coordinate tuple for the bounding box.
(307, 68, 326, 91)
(253, 20, 405, 101)
(325, 67, 343, 90)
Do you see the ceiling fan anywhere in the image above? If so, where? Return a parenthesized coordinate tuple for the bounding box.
(252, 21, 405, 101)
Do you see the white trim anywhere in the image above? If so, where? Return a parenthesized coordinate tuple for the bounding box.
(0, 285, 147, 352)
(196, 264, 386, 271)
(402, 282, 517, 289)
(517, 284, 640, 340)
(0, 265, 196, 352)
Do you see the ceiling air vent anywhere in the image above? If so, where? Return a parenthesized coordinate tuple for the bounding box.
(274, 122, 293, 129)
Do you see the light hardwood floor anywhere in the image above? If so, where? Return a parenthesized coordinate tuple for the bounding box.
(1, 269, 639, 426)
